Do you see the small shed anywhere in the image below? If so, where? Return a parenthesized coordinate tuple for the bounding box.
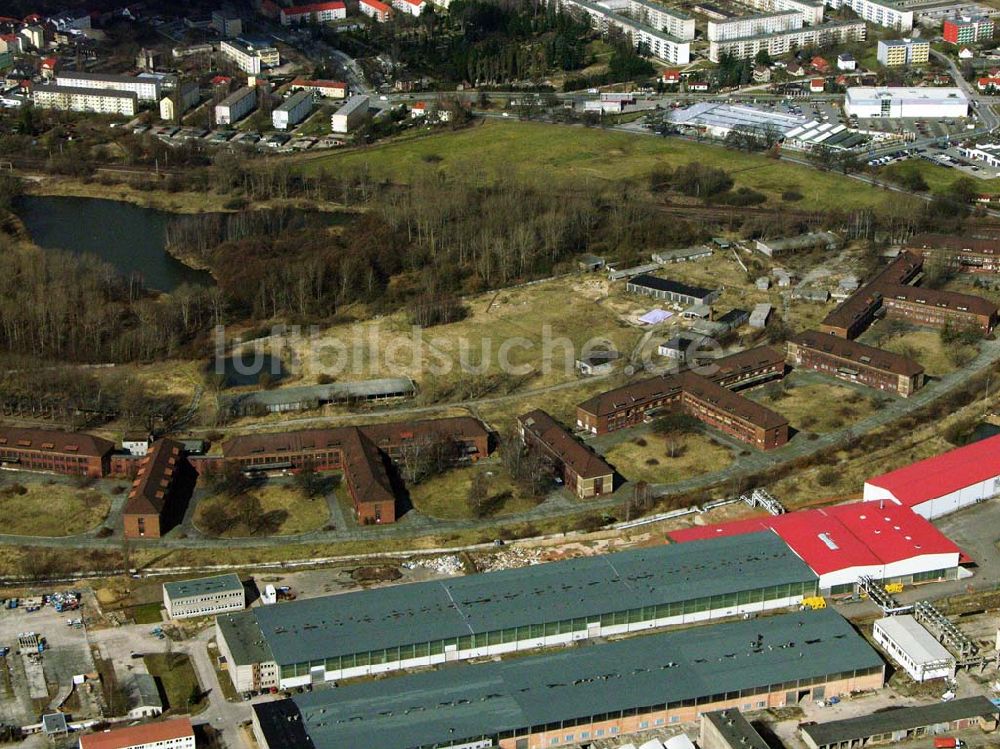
(755, 276, 770, 291)
(576, 350, 619, 376)
(750, 303, 772, 329)
(577, 254, 606, 272)
(638, 309, 673, 326)
(683, 304, 712, 320)
(41, 713, 68, 737)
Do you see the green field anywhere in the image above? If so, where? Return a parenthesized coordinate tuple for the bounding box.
(881, 158, 1000, 195)
(144, 653, 207, 715)
(0, 482, 110, 537)
(294, 120, 896, 211)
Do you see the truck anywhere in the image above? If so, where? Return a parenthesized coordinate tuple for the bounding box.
(933, 738, 964, 748)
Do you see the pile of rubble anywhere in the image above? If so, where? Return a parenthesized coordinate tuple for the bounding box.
(476, 546, 542, 573)
(402, 555, 464, 575)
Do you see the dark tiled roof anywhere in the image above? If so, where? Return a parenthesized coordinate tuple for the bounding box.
(627, 274, 715, 298)
(789, 330, 924, 377)
(518, 409, 613, 480)
(0, 427, 113, 458)
(124, 439, 183, 516)
(882, 283, 999, 318)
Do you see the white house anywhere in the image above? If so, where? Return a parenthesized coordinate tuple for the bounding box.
(392, 0, 426, 16)
(360, 0, 392, 21)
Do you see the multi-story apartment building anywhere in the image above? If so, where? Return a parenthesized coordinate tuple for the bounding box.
(359, 0, 392, 21)
(876, 38, 929, 66)
(220, 38, 280, 74)
(280, 1, 347, 24)
(708, 20, 865, 62)
(824, 0, 913, 30)
(786, 331, 925, 397)
(211, 9, 243, 36)
(330, 93, 371, 132)
(215, 85, 257, 125)
(392, 0, 427, 15)
(32, 84, 138, 116)
(707, 9, 802, 41)
(627, 0, 696, 39)
(558, 0, 692, 63)
(881, 284, 999, 334)
(272, 90, 313, 130)
(943, 14, 994, 44)
(742, 0, 826, 25)
(54, 71, 160, 101)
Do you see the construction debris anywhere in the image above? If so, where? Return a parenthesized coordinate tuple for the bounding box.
(475, 546, 543, 573)
(402, 556, 463, 575)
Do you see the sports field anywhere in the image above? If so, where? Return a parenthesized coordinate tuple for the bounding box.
(295, 120, 897, 211)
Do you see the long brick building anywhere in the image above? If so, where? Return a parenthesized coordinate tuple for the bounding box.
(904, 232, 1000, 274)
(518, 409, 614, 498)
(575, 347, 788, 449)
(880, 284, 998, 334)
(786, 331, 925, 397)
(820, 252, 924, 339)
(123, 439, 190, 538)
(221, 417, 490, 524)
(0, 427, 114, 478)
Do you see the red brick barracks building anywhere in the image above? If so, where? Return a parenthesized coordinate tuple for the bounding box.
(0, 427, 113, 478)
(518, 410, 614, 499)
(787, 331, 925, 398)
(123, 439, 188, 539)
(575, 346, 788, 450)
(904, 232, 1000, 274)
(222, 417, 490, 524)
(820, 250, 998, 339)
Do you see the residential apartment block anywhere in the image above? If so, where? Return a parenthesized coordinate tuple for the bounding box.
(392, 0, 427, 15)
(709, 20, 865, 62)
(744, 0, 826, 24)
(280, 1, 347, 24)
(215, 85, 257, 125)
(517, 409, 614, 498)
(32, 84, 137, 116)
(786, 331, 925, 397)
(330, 94, 370, 132)
(877, 38, 929, 66)
(272, 90, 313, 130)
(558, 0, 692, 63)
(0, 427, 113, 478)
(54, 71, 161, 101)
(824, 0, 913, 30)
(163, 574, 245, 620)
(360, 0, 393, 21)
(707, 10, 802, 41)
(220, 38, 280, 74)
(627, 0, 696, 39)
(943, 14, 994, 44)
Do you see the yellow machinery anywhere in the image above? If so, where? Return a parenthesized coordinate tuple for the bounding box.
(884, 582, 904, 594)
(801, 596, 827, 610)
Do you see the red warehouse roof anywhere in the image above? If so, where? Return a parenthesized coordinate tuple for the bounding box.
(670, 501, 959, 575)
(865, 433, 1000, 507)
(80, 718, 193, 749)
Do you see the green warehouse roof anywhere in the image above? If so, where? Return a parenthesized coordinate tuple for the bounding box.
(164, 573, 243, 600)
(254, 609, 883, 749)
(247, 532, 817, 666)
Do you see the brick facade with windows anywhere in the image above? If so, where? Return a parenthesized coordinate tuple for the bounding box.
(0, 427, 113, 478)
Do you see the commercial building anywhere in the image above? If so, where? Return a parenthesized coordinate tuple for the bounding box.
(905, 232, 1000, 273)
(220, 38, 280, 74)
(55, 71, 161, 102)
(943, 14, 994, 43)
(844, 87, 969, 118)
(864, 432, 1000, 519)
(517, 409, 614, 498)
(872, 615, 955, 682)
(159, 81, 200, 121)
(880, 283, 998, 334)
(877, 38, 930, 66)
(786, 331, 925, 397)
(668, 101, 811, 140)
(217, 532, 819, 692)
(707, 10, 802, 41)
(290, 77, 348, 98)
(163, 573, 245, 620)
(755, 231, 840, 257)
(221, 417, 490, 524)
(670, 500, 962, 595)
(78, 718, 195, 749)
(700, 709, 769, 749)
(820, 251, 923, 338)
(392, 0, 427, 15)
(280, 1, 348, 24)
(708, 21, 865, 62)
(123, 439, 189, 539)
(800, 696, 999, 749)
(625, 275, 721, 306)
(251, 610, 884, 749)
(330, 94, 370, 133)
(824, 0, 913, 29)
(272, 90, 313, 130)
(360, 0, 393, 20)
(576, 346, 785, 434)
(212, 9, 243, 36)
(215, 85, 257, 125)
(33, 84, 137, 116)
(557, 0, 692, 64)
(0, 427, 113, 478)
